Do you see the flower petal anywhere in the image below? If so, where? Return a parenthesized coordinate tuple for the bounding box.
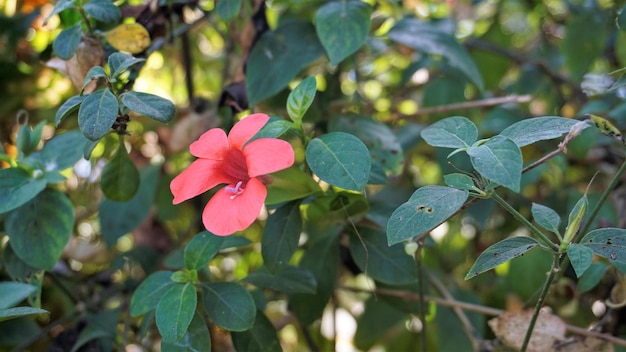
(170, 159, 232, 204)
(228, 113, 269, 150)
(244, 138, 295, 177)
(201, 177, 267, 236)
(190, 128, 229, 159)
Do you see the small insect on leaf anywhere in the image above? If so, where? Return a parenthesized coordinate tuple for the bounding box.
(588, 114, 625, 144)
(105, 23, 151, 54)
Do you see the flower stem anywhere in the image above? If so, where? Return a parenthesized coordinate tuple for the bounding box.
(490, 192, 558, 251)
(520, 253, 561, 351)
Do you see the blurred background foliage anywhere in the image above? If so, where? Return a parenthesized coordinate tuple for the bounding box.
(3, 0, 626, 351)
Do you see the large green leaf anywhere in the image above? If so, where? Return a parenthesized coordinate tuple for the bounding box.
(161, 313, 211, 352)
(306, 132, 371, 191)
(5, 188, 74, 270)
(130, 271, 174, 317)
(420, 116, 478, 149)
(83, 0, 120, 23)
(100, 165, 159, 246)
(567, 243, 593, 278)
(262, 201, 302, 273)
(467, 135, 522, 192)
(580, 228, 626, 264)
(0, 307, 49, 323)
(315, 0, 372, 65)
(108, 52, 145, 79)
(499, 116, 579, 147)
(231, 311, 282, 352)
(465, 236, 540, 279)
(388, 18, 483, 90)
(387, 186, 468, 246)
(0, 283, 36, 309)
(183, 231, 224, 270)
(121, 91, 175, 123)
(349, 226, 417, 285)
(246, 21, 325, 104)
(286, 76, 317, 123)
(243, 266, 316, 294)
(265, 167, 322, 205)
(52, 22, 82, 60)
(156, 283, 197, 342)
(30, 130, 87, 172)
(78, 88, 119, 140)
(201, 282, 256, 331)
(0, 167, 46, 214)
(100, 142, 140, 201)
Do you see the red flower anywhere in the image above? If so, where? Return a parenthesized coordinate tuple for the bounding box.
(170, 113, 294, 236)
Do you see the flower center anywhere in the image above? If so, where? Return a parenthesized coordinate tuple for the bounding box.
(224, 180, 245, 199)
(221, 148, 249, 182)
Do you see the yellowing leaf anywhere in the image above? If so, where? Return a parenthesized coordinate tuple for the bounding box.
(105, 23, 151, 54)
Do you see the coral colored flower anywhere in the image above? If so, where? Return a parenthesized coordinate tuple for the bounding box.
(170, 113, 294, 236)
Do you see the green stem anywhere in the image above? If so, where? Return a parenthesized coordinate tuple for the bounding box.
(520, 253, 561, 351)
(491, 192, 558, 251)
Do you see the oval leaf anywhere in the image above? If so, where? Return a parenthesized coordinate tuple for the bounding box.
(121, 91, 175, 123)
(53, 23, 82, 60)
(5, 188, 74, 270)
(161, 313, 211, 352)
(467, 135, 522, 192)
(499, 116, 579, 148)
(421, 116, 478, 149)
(100, 143, 140, 201)
(580, 228, 626, 263)
(231, 312, 282, 352)
(156, 283, 197, 342)
(444, 173, 476, 191)
(286, 76, 317, 123)
(105, 23, 151, 54)
(306, 132, 371, 191)
(465, 236, 540, 279)
(262, 201, 302, 273)
(183, 231, 225, 270)
(387, 186, 468, 246)
(0, 167, 46, 214)
(130, 271, 174, 317)
(315, 0, 372, 65)
(108, 52, 145, 79)
(531, 203, 561, 235)
(78, 88, 119, 141)
(83, 0, 120, 23)
(243, 266, 316, 294)
(81, 66, 108, 92)
(567, 243, 593, 278)
(201, 282, 256, 331)
(55, 95, 85, 126)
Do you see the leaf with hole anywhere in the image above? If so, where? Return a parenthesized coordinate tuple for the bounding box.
(465, 236, 540, 279)
(387, 186, 468, 246)
(580, 228, 626, 264)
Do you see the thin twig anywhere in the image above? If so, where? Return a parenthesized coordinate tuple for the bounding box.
(385, 95, 533, 122)
(415, 243, 427, 352)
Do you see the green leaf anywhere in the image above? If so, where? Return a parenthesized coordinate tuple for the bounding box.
(581, 228, 626, 263)
(5, 188, 74, 270)
(161, 313, 211, 352)
(0, 282, 36, 309)
(130, 271, 175, 317)
(83, 0, 121, 23)
(55, 95, 85, 126)
(231, 311, 282, 352)
(3, 246, 44, 308)
(53, 22, 82, 60)
(243, 266, 316, 294)
(0, 167, 46, 214)
(121, 91, 175, 123)
(286, 76, 317, 123)
(265, 167, 322, 205)
(108, 52, 145, 79)
(183, 231, 225, 270)
(315, 0, 372, 65)
(221, 235, 252, 250)
(30, 130, 87, 172)
(100, 165, 159, 246)
(0, 307, 49, 323)
(499, 116, 580, 147)
(562, 12, 608, 81)
(388, 18, 483, 90)
(156, 283, 197, 342)
(465, 236, 540, 279)
(354, 297, 406, 351)
(577, 262, 608, 293)
(250, 119, 292, 141)
(289, 232, 339, 325)
(467, 135, 522, 192)
(567, 243, 593, 278)
(444, 173, 476, 191)
(306, 132, 371, 191)
(262, 201, 302, 273)
(216, 0, 241, 20)
(81, 66, 108, 92)
(246, 21, 325, 104)
(387, 186, 468, 246)
(44, 0, 76, 23)
(100, 142, 140, 201)
(78, 88, 119, 141)
(349, 226, 417, 285)
(531, 203, 561, 236)
(421, 116, 478, 149)
(201, 282, 256, 331)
